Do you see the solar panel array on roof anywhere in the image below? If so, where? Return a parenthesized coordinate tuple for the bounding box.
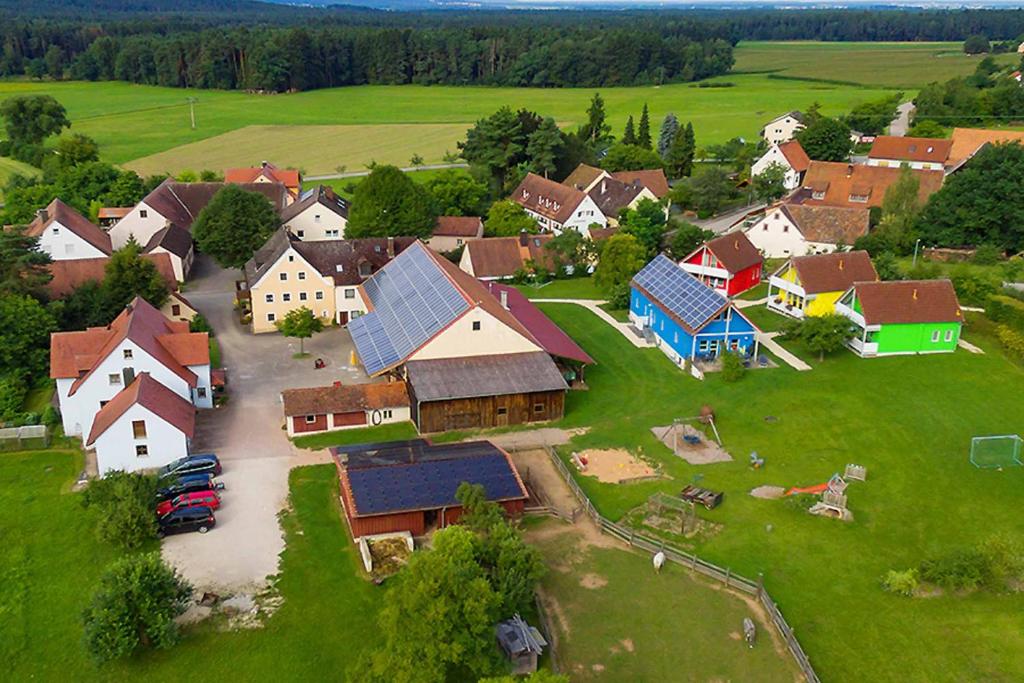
(349, 243, 470, 375)
(632, 254, 728, 332)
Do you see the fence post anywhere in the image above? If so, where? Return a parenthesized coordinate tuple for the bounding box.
(628, 530, 634, 547)
(757, 572, 764, 599)
(724, 567, 731, 588)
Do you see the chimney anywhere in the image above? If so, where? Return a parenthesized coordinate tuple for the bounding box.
(519, 230, 529, 247)
(838, 259, 844, 271)
(601, 179, 607, 194)
(499, 289, 509, 310)
(36, 208, 48, 223)
(846, 164, 853, 177)
(261, 160, 269, 169)
(386, 236, 395, 258)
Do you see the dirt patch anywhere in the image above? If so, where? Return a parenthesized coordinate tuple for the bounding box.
(651, 423, 733, 465)
(580, 573, 608, 589)
(512, 448, 580, 515)
(620, 638, 634, 652)
(750, 485, 786, 500)
(592, 664, 605, 672)
(729, 631, 742, 640)
(578, 448, 660, 483)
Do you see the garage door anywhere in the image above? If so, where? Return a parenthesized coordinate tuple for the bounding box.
(333, 411, 367, 427)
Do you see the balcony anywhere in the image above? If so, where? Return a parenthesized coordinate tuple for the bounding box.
(848, 337, 878, 357)
(768, 297, 805, 319)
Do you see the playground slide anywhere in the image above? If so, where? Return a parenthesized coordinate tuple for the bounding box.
(785, 483, 829, 496)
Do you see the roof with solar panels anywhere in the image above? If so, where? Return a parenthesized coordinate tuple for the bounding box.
(632, 254, 753, 334)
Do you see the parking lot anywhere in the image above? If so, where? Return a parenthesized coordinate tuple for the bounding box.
(161, 255, 376, 593)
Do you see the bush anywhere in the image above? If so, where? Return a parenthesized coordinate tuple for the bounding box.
(81, 471, 159, 550)
(42, 404, 59, 428)
(920, 549, 989, 590)
(987, 295, 1024, 331)
(973, 243, 1003, 265)
(719, 351, 746, 382)
(607, 283, 630, 309)
(996, 325, 1024, 360)
(0, 374, 27, 423)
(881, 569, 919, 597)
(189, 313, 213, 335)
(950, 267, 1000, 306)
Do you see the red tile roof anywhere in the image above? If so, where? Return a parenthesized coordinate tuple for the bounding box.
(483, 283, 594, 365)
(463, 234, 555, 279)
(281, 381, 409, 417)
(225, 162, 301, 196)
(947, 128, 1024, 167)
(86, 372, 195, 445)
(868, 136, 951, 164)
(46, 253, 177, 299)
(778, 140, 811, 173)
(511, 173, 588, 225)
(610, 169, 671, 199)
(789, 250, 878, 294)
(853, 279, 962, 325)
(701, 232, 762, 273)
(24, 198, 112, 256)
(433, 216, 483, 238)
(798, 162, 944, 209)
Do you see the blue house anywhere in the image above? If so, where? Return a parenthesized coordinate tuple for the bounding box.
(630, 254, 760, 366)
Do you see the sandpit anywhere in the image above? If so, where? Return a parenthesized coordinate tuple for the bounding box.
(578, 449, 658, 483)
(750, 485, 786, 500)
(651, 423, 733, 465)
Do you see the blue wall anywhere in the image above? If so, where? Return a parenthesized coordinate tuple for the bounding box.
(631, 287, 758, 362)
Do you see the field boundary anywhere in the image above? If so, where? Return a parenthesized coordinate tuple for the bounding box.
(531, 444, 821, 683)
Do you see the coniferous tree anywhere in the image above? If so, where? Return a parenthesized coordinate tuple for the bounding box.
(665, 122, 696, 178)
(526, 117, 563, 179)
(637, 103, 652, 150)
(657, 113, 680, 159)
(622, 116, 636, 146)
(580, 92, 611, 148)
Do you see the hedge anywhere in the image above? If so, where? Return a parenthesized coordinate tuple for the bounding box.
(987, 295, 1024, 332)
(996, 325, 1024, 361)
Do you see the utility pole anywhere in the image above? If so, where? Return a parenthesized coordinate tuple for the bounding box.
(187, 97, 198, 130)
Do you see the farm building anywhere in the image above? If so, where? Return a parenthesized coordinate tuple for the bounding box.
(630, 254, 760, 366)
(281, 381, 410, 436)
(768, 251, 878, 318)
(678, 232, 763, 297)
(946, 127, 1024, 171)
(331, 439, 528, 539)
(744, 203, 870, 258)
(836, 280, 963, 357)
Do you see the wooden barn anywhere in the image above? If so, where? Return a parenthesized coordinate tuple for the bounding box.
(331, 439, 528, 539)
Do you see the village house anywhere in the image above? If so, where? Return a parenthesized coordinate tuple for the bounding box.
(281, 381, 410, 437)
(761, 111, 805, 145)
(49, 297, 211, 454)
(427, 216, 484, 253)
(330, 439, 528, 539)
(836, 279, 962, 357)
(85, 372, 195, 476)
(562, 163, 607, 192)
(162, 291, 199, 325)
(751, 139, 811, 191)
(45, 253, 178, 300)
(610, 169, 671, 201)
(946, 127, 1024, 171)
(24, 199, 112, 261)
(794, 161, 944, 209)
(744, 203, 870, 258)
(243, 231, 415, 333)
(562, 163, 671, 213)
(866, 135, 951, 171)
(678, 232, 763, 297)
(280, 185, 349, 241)
(225, 161, 301, 202)
(587, 176, 662, 225)
(96, 207, 131, 229)
(459, 233, 556, 280)
(510, 172, 606, 234)
(142, 223, 194, 281)
(348, 241, 569, 433)
(768, 250, 878, 318)
(630, 255, 760, 367)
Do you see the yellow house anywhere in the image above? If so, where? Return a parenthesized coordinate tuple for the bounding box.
(767, 250, 877, 319)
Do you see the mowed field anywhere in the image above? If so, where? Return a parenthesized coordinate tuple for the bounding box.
(0, 155, 39, 198)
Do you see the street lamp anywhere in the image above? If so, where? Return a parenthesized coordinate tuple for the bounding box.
(912, 237, 922, 268)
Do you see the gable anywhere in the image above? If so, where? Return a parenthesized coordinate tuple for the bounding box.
(410, 306, 540, 362)
(249, 246, 327, 290)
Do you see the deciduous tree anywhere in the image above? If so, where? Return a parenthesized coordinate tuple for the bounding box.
(80, 471, 159, 550)
(796, 116, 853, 162)
(485, 200, 537, 237)
(103, 240, 170, 311)
(751, 162, 788, 203)
(602, 144, 663, 173)
(346, 165, 438, 239)
(618, 198, 667, 258)
(0, 294, 56, 382)
(784, 314, 855, 361)
(424, 169, 488, 216)
(0, 94, 69, 146)
(595, 233, 646, 298)
(275, 306, 324, 355)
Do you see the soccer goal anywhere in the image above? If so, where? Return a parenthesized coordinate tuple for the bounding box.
(970, 435, 1024, 469)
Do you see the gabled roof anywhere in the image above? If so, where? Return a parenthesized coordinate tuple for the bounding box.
(697, 232, 762, 274)
(280, 184, 348, 224)
(610, 169, 670, 199)
(483, 283, 594, 365)
(511, 173, 588, 225)
(433, 216, 483, 238)
(763, 111, 804, 129)
(404, 352, 567, 402)
(851, 279, 962, 325)
(85, 372, 195, 446)
(562, 163, 607, 191)
(796, 162, 944, 209)
(779, 204, 870, 246)
(947, 127, 1024, 168)
(25, 199, 112, 256)
(631, 254, 731, 335)
(50, 297, 208, 395)
(588, 177, 646, 218)
(281, 381, 409, 417)
(868, 136, 951, 164)
(144, 223, 193, 259)
(788, 250, 877, 294)
(463, 234, 555, 279)
(225, 162, 301, 195)
(778, 140, 811, 173)
(142, 180, 288, 231)
(97, 207, 131, 220)
(46, 253, 177, 299)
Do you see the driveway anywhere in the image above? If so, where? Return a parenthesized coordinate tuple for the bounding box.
(888, 101, 915, 137)
(161, 254, 374, 593)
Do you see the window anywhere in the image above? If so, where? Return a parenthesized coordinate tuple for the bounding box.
(197, 387, 207, 398)
(783, 225, 789, 233)
(314, 214, 321, 223)
(65, 243, 75, 254)
(52, 226, 60, 234)
(108, 373, 121, 386)
(944, 329, 954, 342)
(282, 293, 291, 302)
(132, 420, 147, 438)
(171, 304, 181, 316)
(472, 321, 481, 331)
(931, 330, 941, 343)
(99, 400, 109, 409)
(326, 229, 339, 238)
(136, 445, 149, 457)
(287, 254, 294, 262)
(123, 349, 133, 360)
(699, 339, 711, 353)
(265, 293, 274, 303)
(315, 291, 324, 300)
(382, 409, 392, 419)
(280, 273, 288, 281)
(358, 263, 372, 277)
(267, 312, 276, 322)
(139, 209, 148, 219)
(296, 230, 305, 238)
(496, 407, 508, 416)
(305, 415, 317, 424)
(534, 403, 545, 414)
(298, 272, 306, 280)
(457, 239, 464, 246)
(344, 289, 356, 299)
(299, 292, 307, 301)
(763, 224, 768, 231)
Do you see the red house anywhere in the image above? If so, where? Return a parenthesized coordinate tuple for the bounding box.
(678, 232, 763, 297)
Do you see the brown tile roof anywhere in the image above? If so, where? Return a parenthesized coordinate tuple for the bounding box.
(588, 177, 646, 218)
(144, 223, 193, 259)
(947, 128, 1024, 167)
(562, 163, 606, 191)
(780, 204, 870, 246)
(610, 169, 670, 199)
(702, 232, 762, 273)
(24, 198, 112, 256)
(463, 234, 555, 279)
(405, 351, 567, 402)
(97, 207, 132, 220)
(281, 381, 409, 417)
(433, 216, 483, 238)
(853, 279, 962, 325)
(511, 173, 587, 225)
(225, 162, 301, 196)
(86, 372, 195, 445)
(587, 226, 618, 241)
(868, 136, 951, 164)
(280, 184, 348, 224)
(778, 140, 811, 173)
(798, 162, 944, 209)
(46, 253, 178, 299)
(143, 180, 288, 231)
(789, 250, 878, 294)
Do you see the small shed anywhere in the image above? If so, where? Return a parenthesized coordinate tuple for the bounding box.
(496, 613, 548, 675)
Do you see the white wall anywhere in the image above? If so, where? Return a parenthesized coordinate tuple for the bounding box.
(410, 307, 540, 361)
(37, 219, 108, 261)
(559, 195, 607, 234)
(866, 158, 944, 171)
(745, 212, 842, 258)
(150, 246, 187, 282)
(458, 247, 478, 277)
(762, 116, 804, 145)
(284, 204, 347, 241)
(93, 403, 189, 476)
(108, 201, 170, 249)
(189, 363, 214, 408)
(334, 284, 370, 324)
(751, 146, 801, 190)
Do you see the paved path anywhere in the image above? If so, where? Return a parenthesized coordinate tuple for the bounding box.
(757, 332, 812, 371)
(888, 101, 915, 137)
(958, 338, 985, 354)
(306, 162, 468, 181)
(530, 298, 654, 348)
(734, 297, 767, 309)
(690, 201, 766, 235)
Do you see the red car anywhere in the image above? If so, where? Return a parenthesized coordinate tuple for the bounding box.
(156, 489, 221, 517)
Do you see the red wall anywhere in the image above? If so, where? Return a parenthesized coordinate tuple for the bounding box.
(333, 411, 367, 427)
(292, 414, 328, 433)
(726, 263, 762, 296)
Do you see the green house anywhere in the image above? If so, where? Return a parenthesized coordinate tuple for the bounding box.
(836, 279, 963, 357)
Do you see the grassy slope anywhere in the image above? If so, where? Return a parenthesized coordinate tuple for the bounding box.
(0, 155, 40, 199)
(536, 302, 1024, 683)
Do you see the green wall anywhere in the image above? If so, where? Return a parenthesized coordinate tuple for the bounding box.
(868, 322, 961, 354)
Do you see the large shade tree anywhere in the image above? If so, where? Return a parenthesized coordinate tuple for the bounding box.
(346, 165, 438, 239)
(192, 185, 281, 268)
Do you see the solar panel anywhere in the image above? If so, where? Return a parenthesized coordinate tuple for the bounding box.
(350, 243, 470, 375)
(633, 254, 728, 331)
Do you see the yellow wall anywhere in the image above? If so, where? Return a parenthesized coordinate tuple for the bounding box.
(249, 247, 335, 333)
(806, 291, 843, 316)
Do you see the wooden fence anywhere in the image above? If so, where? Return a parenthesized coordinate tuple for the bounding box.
(535, 445, 821, 683)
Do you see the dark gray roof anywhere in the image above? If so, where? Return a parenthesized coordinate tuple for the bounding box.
(143, 180, 288, 231)
(496, 614, 547, 657)
(280, 184, 349, 224)
(144, 223, 193, 258)
(405, 351, 567, 402)
(588, 177, 645, 218)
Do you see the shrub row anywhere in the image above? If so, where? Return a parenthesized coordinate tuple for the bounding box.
(987, 294, 1024, 332)
(996, 325, 1024, 361)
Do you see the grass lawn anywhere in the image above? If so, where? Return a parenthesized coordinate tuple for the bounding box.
(208, 338, 221, 369)
(736, 282, 768, 301)
(536, 301, 1024, 682)
(529, 519, 798, 681)
(0, 155, 40, 199)
(516, 277, 605, 300)
(320, 166, 465, 200)
(292, 420, 419, 450)
(738, 302, 790, 333)
(22, 382, 54, 414)
(2, 452, 381, 681)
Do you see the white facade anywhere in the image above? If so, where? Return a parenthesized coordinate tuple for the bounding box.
(762, 114, 805, 146)
(108, 201, 169, 249)
(283, 203, 348, 241)
(865, 157, 944, 172)
(409, 308, 541, 362)
(744, 211, 836, 259)
(284, 406, 411, 437)
(751, 145, 803, 190)
(149, 245, 192, 282)
(333, 284, 371, 324)
(36, 219, 109, 261)
(92, 402, 191, 476)
(525, 195, 607, 235)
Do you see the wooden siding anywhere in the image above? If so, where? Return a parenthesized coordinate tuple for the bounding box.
(349, 510, 426, 538)
(415, 390, 565, 434)
(292, 414, 328, 433)
(333, 411, 367, 427)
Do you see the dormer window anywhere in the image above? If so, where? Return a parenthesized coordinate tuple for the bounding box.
(849, 194, 869, 203)
(336, 265, 344, 273)
(359, 262, 372, 277)
(812, 191, 826, 200)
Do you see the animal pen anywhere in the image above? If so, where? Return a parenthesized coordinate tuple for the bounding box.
(970, 435, 1023, 469)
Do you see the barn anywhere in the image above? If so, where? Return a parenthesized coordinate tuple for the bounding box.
(281, 381, 410, 437)
(331, 439, 529, 539)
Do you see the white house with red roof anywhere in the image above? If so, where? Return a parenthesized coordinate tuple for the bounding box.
(86, 373, 196, 475)
(510, 172, 606, 235)
(24, 199, 112, 261)
(50, 297, 211, 443)
(751, 139, 811, 191)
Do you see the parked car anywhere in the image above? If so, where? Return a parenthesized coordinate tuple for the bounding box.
(156, 473, 224, 502)
(155, 489, 221, 517)
(157, 506, 216, 537)
(157, 454, 221, 480)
